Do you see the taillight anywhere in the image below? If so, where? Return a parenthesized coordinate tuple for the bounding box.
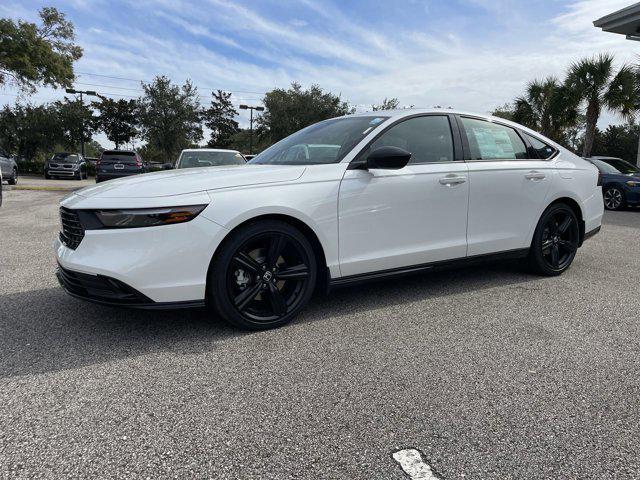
(135, 155, 142, 167)
(96, 154, 102, 166)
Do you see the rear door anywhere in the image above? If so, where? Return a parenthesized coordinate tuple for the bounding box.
(458, 116, 554, 256)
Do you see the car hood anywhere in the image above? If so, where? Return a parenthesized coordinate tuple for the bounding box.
(75, 164, 306, 199)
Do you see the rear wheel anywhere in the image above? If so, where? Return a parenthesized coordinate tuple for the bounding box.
(603, 186, 624, 210)
(7, 168, 17, 185)
(528, 203, 579, 276)
(209, 220, 317, 330)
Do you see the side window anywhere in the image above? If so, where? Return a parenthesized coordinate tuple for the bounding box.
(369, 116, 454, 164)
(461, 117, 527, 160)
(524, 133, 556, 159)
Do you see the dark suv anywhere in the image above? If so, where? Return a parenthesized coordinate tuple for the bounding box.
(45, 153, 87, 180)
(96, 150, 147, 183)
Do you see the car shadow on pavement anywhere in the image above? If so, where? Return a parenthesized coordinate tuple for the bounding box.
(0, 260, 540, 379)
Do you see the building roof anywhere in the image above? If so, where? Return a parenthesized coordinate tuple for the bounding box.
(594, 2, 640, 40)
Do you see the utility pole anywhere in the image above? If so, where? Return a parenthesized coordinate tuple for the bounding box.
(65, 88, 99, 157)
(239, 104, 265, 155)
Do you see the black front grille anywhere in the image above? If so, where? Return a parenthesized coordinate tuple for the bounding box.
(59, 207, 85, 249)
(56, 266, 152, 304)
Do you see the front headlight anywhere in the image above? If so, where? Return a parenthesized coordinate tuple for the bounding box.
(94, 205, 207, 228)
(626, 180, 640, 187)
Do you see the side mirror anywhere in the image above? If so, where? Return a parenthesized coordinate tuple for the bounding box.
(366, 146, 411, 170)
(162, 162, 174, 170)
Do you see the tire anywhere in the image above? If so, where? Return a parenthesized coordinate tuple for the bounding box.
(7, 168, 17, 185)
(528, 203, 580, 276)
(603, 186, 625, 210)
(209, 220, 317, 330)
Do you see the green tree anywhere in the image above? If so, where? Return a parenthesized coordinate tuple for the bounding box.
(372, 97, 400, 111)
(491, 103, 515, 121)
(54, 98, 97, 152)
(0, 103, 62, 160)
(511, 77, 579, 144)
(92, 97, 139, 149)
(203, 90, 239, 148)
(257, 82, 351, 143)
(587, 123, 640, 162)
(0, 7, 82, 93)
(566, 54, 639, 157)
(138, 76, 202, 163)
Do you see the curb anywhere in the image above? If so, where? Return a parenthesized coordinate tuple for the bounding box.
(10, 185, 81, 192)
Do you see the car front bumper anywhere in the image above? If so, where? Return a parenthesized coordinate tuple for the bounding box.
(54, 214, 229, 304)
(47, 168, 79, 177)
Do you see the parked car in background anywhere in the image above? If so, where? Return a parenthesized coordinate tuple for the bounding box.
(585, 156, 640, 210)
(175, 149, 246, 169)
(0, 168, 3, 207)
(244, 154, 256, 161)
(84, 156, 99, 166)
(96, 150, 147, 183)
(45, 153, 87, 180)
(55, 109, 603, 330)
(0, 148, 18, 185)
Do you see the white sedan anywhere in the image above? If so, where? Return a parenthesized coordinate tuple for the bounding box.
(55, 109, 603, 329)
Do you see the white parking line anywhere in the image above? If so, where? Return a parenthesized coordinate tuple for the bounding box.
(392, 449, 441, 480)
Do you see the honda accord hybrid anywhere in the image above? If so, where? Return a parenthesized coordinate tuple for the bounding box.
(55, 110, 603, 329)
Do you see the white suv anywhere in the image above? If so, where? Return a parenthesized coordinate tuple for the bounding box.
(54, 110, 603, 329)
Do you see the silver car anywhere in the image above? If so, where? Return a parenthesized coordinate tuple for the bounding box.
(0, 148, 18, 185)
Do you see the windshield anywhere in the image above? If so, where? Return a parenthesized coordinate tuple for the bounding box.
(177, 151, 245, 169)
(249, 116, 389, 165)
(592, 158, 639, 175)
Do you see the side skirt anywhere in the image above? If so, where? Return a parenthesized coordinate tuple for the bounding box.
(329, 248, 530, 290)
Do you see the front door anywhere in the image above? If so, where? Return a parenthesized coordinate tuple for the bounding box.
(338, 115, 469, 277)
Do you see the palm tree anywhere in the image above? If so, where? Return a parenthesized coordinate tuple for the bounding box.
(565, 53, 638, 157)
(512, 77, 579, 144)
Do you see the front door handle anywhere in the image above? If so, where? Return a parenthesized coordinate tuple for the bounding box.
(439, 175, 467, 186)
(525, 171, 546, 181)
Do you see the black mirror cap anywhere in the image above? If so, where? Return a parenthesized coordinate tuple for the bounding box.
(366, 146, 411, 170)
(162, 162, 174, 170)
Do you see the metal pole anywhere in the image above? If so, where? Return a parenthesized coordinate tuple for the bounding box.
(79, 92, 85, 157)
(249, 108, 254, 155)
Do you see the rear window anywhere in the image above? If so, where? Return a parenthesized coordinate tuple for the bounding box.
(101, 151, 137, 164)
(461, 117, 527, 160)
(524, 133, 556, 159)
(177, 151, 245, 169)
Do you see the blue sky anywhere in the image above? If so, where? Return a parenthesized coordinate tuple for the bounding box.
(0, 0, 635, 146)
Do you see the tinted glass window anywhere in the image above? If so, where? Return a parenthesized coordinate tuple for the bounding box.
(461, 117, 527, 160)
(369, 115, 454, 164)
(177, 151, 245, 169)
(598, 158, 639, 174)
(525, 134, 556, 159)
(249, 116, 389, 165)
(101, 151, 137, 164)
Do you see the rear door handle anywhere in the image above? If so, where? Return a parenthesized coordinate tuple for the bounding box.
(525, 171, 546, 181)
(439, 175, 467, 186)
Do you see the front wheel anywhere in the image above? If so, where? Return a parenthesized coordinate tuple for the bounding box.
(528, 203, 579, 276)
(209, 220, 317, 330)
(603, 186, 625, 210)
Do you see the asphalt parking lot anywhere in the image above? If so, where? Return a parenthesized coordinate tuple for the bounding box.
(1, 189, 639, 479)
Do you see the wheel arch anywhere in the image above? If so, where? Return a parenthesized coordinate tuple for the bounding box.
(546, 196, 586, 246)
(205, 213, 331, 298)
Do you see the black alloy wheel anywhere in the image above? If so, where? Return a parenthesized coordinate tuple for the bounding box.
(8, 168, 17, 185)
(528, 203, 579, 276)
(603, 187, 624, 210)
(209, 220, 317, 329)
